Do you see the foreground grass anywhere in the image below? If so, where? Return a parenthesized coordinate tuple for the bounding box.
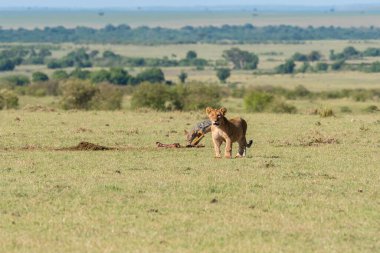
(0, 109, 379, 252)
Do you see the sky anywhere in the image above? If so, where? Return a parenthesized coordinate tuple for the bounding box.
(1, 0, 380, 8)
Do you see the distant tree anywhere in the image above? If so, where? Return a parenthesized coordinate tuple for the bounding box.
(178, 71, 188, 83)
(186, 51, 197, 60)
(308, 51, 322, 61)
(0, 59, 15, 71)
(369, 61, 380, 72)
(90, 69, 111, 83)
(216, 68, 231, 83)
(137, 68, 165, 83)
(292, 52, 308, 62)
(32, 71, 49, 82)
(331, 60, 345, 71)
(70, 68, 91, 80)
(52, 70, 69, 80)
(223, 48, 259, 70)
(316, 62, 329, 72)
(4, 75, 30, 86)
(298, 62, 311, 73)
(343, 46, 360, 58)
(275, 60, 296, 74)
(109, 68, 130, 85)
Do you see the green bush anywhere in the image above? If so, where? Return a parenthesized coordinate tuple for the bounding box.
(3, 75, 30, 86)
(270, 100, 297, 114)
(89, 84, 123, 110)
(26, 81, 60, 97)
(60, 80, 98, 110)
(275, 60, 296, 74)
(0, 89, 19, 109)
(131, 83, 173, 111)
(32, 71, 49, 82)
(244, 91, 274, 112)
(244, 91, 296, 113)
(60, 80, 122, 110)
(363, 105, 379, 113)
(136, 68, 165, 83)
(316, 62, 329, 72)
(216, 68, 231, 83)
(131, 82, 221, 111)
(52, 70, 69, 80)
(176, 82, 221, 111)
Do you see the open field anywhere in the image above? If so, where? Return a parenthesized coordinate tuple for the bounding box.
(1, 108, 380, 252)
(1, 10, 380, 29)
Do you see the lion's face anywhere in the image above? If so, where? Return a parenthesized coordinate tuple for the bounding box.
(206, 107, 227, 126)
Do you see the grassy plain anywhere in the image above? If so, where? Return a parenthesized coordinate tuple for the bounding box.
(1, 107, 380, 252)
(1, 30, 380, 251)
(0, 10, 380, 29)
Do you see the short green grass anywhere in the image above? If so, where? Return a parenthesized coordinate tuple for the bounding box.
(1, 108, 379, 252)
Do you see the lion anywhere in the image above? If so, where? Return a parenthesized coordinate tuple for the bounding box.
(206, 107, 253, 158)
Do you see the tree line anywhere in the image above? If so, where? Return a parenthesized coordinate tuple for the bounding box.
(1, 25, 380, 44)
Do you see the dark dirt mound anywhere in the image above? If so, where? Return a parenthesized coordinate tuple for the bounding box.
(64, 142, 114, 151)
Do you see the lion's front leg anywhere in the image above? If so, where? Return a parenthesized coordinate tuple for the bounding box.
(212, 137, 222, 158)
(224, 138, 232, 159)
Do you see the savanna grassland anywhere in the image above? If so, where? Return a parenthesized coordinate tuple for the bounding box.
(1, 8, 380, 253)
(1, 108, 379, 253)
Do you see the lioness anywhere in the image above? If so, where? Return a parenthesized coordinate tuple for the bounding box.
(206, 107, 253, 158)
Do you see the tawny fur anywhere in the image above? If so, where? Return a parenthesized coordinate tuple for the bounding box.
(206, 107, 252, 159)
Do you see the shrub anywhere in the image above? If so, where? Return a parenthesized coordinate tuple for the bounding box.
(186, 51, 197, 60)
(223, 48, 259, 70)
(136, 68, 165, 83)
(316, 62, 329, 72)
(60, 80, 99, 110)
(0, 59, 16, 71)
(270, 100, 297, 114)
(363, 105, 379, 113)
(176, 82, 221, 111)
(109, 68, 130, 85)
(89, 84, 123, 110)
(216, 68, 231, 83)
(331, 60, 345, 71)
(0, 89, 19, 109)
(70, 68, 91, 80)
(275, 60, 296, 74)
(131, 83, 173, 111)
(3, 75, 30, 86)
(26, 81, 60, 97)
(32, 71, 49, 82)
(178, 71, 188, 83)
(244, 91, 274, 112)
(292, 52, 308, 62)
(319, 108, 334, 117)
(60, 80, 122, 110)
(298, 62, 311, 73)
(52, 70, 69, 80)
(308, 51, 322, 61)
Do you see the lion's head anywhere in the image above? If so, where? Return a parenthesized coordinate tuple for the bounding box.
(206, 107, 227, 126)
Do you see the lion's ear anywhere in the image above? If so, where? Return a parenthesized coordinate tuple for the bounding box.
(206, 107, 213, 114)
(184, 129, 189, 135)
(220, 107, 227, 115)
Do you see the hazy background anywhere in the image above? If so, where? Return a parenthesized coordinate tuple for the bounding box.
(1, 0, 380, 8)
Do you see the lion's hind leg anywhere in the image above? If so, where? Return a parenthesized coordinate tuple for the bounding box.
(236, 138, 246, 158)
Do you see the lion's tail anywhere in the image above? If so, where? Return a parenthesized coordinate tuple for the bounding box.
(246, 139, 253, 148)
